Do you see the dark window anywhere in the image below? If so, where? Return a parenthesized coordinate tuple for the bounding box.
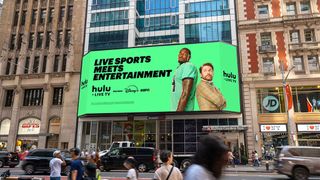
(49, 8, 54, 23)
(21, 11, 27, 25)
(33, 56, 40, 73)
(40, 9, 46, 24)
(29, 33, 35, 49)
(23, 88, 44, 106)
(59, 7, 65, 21)
(42, 56, 47, 73)
(53, 55, 60, 72)
(13, 58, 18, 74)
(62, 54, 67, 72)
(37, 32, 44, 48)
(57, 31, 63, 48)
(32, 10, 37, 24)
(52, 87, 63, 105)
(46, 31, 52, 47)
(65, 30, 71, 46)
(14, 11, 20, 26)
(17, 34, 23, 49)
(10, 34, 16, 50)
(5, 59, 12, 75)
(24, 57, 30, 74)
(67, 6, 73, 21)
(4, 90, 14, 107)
(88, 30, 128, 51)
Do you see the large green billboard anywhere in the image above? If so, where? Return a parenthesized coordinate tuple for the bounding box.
(78, 42, 240, 116)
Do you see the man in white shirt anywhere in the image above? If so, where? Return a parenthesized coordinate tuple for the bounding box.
(50, 150, 66, 180)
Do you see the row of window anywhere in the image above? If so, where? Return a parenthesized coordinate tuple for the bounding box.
(4, 54, 68, 75)
(4, 87, 64, 107)
(90, 10, 129, 27)
(10, 30, 71, 50)
(14, 5, 73, 27)
(91, 0, 129, 10)
(185, 0, 229, 19)
(262, 55, 320, 74)
(258, 1, 313, 19)
(136, 15, 178, 32)
(257, 86, 320, 113)
(136, 0, 178, 16)
(135, 35, 179, 46)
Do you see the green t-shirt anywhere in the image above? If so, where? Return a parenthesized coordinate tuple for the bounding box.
(171, 62, 198, 111)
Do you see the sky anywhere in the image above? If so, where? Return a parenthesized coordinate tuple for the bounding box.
(0, 0, 3, 4)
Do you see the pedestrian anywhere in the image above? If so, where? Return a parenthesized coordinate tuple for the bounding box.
(70, 147, 85, 180)
(84, 155, 97, 180)
(254, 151, 260, 167)
(123, 157, 138, 180)
(153, 150, 183, 180)
(50, 150, 66, 180)
(184, 135, 229, 180)
(227, 150, 235, 167)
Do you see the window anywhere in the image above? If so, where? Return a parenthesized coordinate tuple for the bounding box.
(10, 34, 16, 50)
(65, 30, 71, 46)
(24, 57, 30, 74)
(46, 31, 52, 47)
(62, 54, 67, 72)
(33, 56, 40, 73)
(5, 59, 12, 75)
(290, 30, 300, 43)
(4, 90, 14, 107)
(300, 1, 310, 13)
(258, 5, 269, 18)
(260, 33, 272, 46)
(262, 58, 275, 74)
(49, 8, 54, 23)
(304, 29, 315, 42)
(293, 56, 304, 73)
(32, 10, 37, 24)
(57, 31, 63, 47)
(14, 11, 19, 26)
(21, 11, 27, 25)
(13, 58, 18, 74)
(17, 34, 23, 49)
(308, 56, 319, 72)
(53, 55, 60, 72)
(42, 56, 47, 73)
(40, 9, 46, 24)
(23, 89, 44, 106)
(52, 87, 63, 105)
(67, 6, 73, 21)
(59, 7, 65, 21)
(37, 32, 44, 48)
(29, 33, 35, 49)
(286, 3, 296, 15)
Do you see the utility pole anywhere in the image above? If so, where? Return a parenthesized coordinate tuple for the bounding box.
(280, 61, 296, 146)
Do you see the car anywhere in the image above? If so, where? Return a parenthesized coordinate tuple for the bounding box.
(0, 151, 19, 168)
(100, 147, 156, 172)
(274, 146, 320, 180)
(21, 149, 72, 175)
(99, 141, 135, 157)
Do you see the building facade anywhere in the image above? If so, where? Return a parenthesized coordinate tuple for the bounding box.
(238, 0, 320, 156)
(78, 0, 246, 162)
(0, 0, 86, 151)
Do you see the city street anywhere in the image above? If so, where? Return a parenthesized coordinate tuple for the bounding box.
(1, 167, 320, 180)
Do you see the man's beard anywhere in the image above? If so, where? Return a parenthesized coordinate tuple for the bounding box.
(178, 60, 187, 64)
(202, 75, 212, 81)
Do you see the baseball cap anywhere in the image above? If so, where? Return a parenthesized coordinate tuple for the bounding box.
(70, 147, 81, 155)
(53, 150, 61, 156)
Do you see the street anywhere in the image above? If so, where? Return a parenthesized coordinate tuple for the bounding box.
(1, 167, 320, 180)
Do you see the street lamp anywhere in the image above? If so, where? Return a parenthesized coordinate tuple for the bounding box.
(280, 61, 296, 146)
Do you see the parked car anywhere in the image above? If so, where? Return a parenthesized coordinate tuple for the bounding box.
(0, 151, 19, 168)
(100, 147, 156, 172)
(21, 149, 72, 175)
(274, 146, 320, 180)
(99, 141, 135, 157)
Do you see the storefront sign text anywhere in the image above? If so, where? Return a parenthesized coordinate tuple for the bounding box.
(260, 124, 287, 132)
(297, 124, 320, 132)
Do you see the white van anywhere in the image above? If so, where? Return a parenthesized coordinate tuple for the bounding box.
(99, 141, 135, 157)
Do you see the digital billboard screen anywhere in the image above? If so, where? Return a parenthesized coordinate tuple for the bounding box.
(78, 42, 240, 116)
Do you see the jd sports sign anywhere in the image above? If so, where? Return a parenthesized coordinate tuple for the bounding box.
(263, 96, 279, 112)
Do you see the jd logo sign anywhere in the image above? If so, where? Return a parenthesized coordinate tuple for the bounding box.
(263, 96, 279, 111)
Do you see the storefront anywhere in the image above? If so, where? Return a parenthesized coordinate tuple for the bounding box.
(16, 118, 40, 152)
(297, 124, 320, 146)
(0, 119, 10, 150)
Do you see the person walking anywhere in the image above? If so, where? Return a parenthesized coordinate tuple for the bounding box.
(50, 150, 66, 180)
(184, 135, 229, 180)
(70, 148, 85, 180)
(153, 150, 183, 180)
(123, 157, 138, 180)
(84, 155, 97, 180)
(254, 151, 260, 167)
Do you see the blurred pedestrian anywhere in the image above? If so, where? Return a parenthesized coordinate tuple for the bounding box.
(153, 150, 183, 180)
(84, 155, 97, 180)
(253, 151, 260, 167)
(184, 135, 229, 180)
(50, 150, 66, 180)
(70, 147, 85, 180)
(123, 157, 138, 180)
(227, 150, 235, 167)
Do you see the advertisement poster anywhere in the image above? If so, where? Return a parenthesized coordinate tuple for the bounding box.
(78, 42, 240, 116)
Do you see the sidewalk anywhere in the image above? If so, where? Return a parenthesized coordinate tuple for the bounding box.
(224, 160, 275, 173)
